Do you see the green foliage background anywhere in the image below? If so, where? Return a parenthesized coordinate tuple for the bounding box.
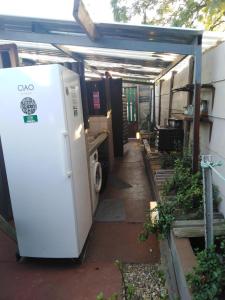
(111, 0, 225, 31)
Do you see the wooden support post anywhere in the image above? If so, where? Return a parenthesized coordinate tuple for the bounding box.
(168, 71, 176, 119)
(183, 57, 194, 149)
(73, 0, 100, 41)
(136, 84, 140, 129)
(104, 78, 111, 111)
(192, 39, 202, 173)
(149, 85, 152, 133)
(153, 83, 156, 127)
(0, 44, 19, 68)
(187, 57, 194, 105)
(158, 80, 163, 126)
(192, 83, 201, 172)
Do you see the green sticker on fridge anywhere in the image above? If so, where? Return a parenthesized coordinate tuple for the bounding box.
(23, 115, 38, 123)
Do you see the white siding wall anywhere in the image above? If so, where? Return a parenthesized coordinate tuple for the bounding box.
(200, 41, 225, 215)
(155, 58, 191, 127)
(155, 41, 225, 215)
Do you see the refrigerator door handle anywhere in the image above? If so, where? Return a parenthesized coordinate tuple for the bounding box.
(62, 131, 73, 178)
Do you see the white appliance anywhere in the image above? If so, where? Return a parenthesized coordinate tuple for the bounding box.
(89, 150, 102, 215)
(0, 64, 92, 259)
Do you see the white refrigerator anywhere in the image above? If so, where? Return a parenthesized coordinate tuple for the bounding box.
(0, 64, 92, 258)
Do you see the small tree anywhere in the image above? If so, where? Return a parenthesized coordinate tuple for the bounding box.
(111, 0, 225, 31)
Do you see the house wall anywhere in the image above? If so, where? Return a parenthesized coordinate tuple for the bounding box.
(155, 58, 191, 127)
(200, 41, 225, 215)
(155, 41, 225, 216)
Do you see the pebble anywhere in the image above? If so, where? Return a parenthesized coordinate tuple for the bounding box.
(121, 263, 168, 300)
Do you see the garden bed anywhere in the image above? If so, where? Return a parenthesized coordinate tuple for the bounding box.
(142, 138, 225, 299)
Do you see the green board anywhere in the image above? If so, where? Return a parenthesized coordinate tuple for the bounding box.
(124, 87, 137, 122)
(23, 115, 38, 123)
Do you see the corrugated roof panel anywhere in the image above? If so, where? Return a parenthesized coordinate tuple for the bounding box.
(0, 15, 224, 82)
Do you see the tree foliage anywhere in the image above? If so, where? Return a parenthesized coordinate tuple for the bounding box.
(111, 0, 225, 31)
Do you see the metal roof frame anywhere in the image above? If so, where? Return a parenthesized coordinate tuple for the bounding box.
(0, 14, 202, 83)
(0, 5, 204, 171)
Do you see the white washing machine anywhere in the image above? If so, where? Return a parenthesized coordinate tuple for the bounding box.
(89, 150, 102, 215)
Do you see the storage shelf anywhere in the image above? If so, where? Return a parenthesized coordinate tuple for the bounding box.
(172, 83, 215, 93)
(172, 113, 213, 124)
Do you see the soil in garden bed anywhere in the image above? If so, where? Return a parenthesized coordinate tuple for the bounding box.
(190, 236, 225, 254)
(189, 237, 205, 254)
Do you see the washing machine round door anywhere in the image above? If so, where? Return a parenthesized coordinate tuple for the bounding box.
(94, 162, 102, 193)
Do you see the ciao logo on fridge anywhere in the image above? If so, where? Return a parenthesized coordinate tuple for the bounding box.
(18, 84, 34, 92)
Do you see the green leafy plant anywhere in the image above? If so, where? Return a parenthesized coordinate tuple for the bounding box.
(114, 260, 136, 300)
(140, 154, 204, 240)
(139, 201, 176, 240)
(160, 152, 182, 169)
(97, 260, 136, 300)
(111, 0, 225, 31)
(186, 242, 225, 300)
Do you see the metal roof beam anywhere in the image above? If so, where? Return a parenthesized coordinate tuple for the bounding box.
(155, 55, 187, 82)
(122, 79, 153, 85)
(0, 30, 195, 55)
(96, 67, 159, 76)
(52, 44, 83, 62)
(85, 56, 170, 68)
(96, 71, 155, 81)
(52, 44, 103, 77)
(73, 0, 100, 41)
(88, 65, 160, 76)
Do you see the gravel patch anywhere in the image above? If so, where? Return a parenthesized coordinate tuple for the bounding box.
(122, 263, 168, 300)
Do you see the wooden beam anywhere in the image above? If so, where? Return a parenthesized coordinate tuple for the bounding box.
(173, 223, 225, 238)
(155, 55, 186, 82)
(93, 66, 160, 77)
(122, 79, 153, 85)
(158, 80, 163, 125)
(52, 44, 103, 78)
(183, 57, 194, 149)
(192, 41, 202, 173)
(0, 43, 19, 67)
(153, 84, 156, 127)
(187, 56, 194, 105)
(173, 219, 225, 227)
(73, 0, 100, 41)
(52, 44, 83, 62)
(168, 71, 176, 118)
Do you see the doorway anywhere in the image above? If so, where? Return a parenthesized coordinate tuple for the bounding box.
(123, 86, 138, 138)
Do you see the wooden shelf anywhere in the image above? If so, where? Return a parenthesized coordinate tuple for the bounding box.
(172, 83, 215, 93)
(172, 113, 213, 124)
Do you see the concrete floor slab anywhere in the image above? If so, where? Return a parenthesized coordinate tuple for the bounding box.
(86, 222, 159, 264)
